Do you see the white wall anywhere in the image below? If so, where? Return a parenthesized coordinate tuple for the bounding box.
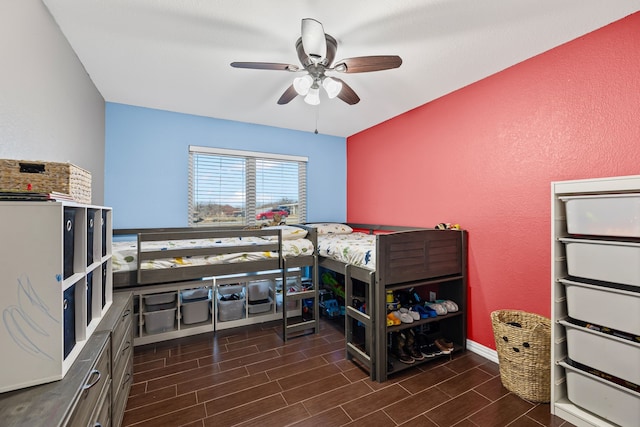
(0, 0, 105, 204)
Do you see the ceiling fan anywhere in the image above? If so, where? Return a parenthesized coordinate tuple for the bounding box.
(230, 18, 402, 106)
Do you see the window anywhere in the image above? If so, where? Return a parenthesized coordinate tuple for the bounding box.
(189, 146, 307, 227)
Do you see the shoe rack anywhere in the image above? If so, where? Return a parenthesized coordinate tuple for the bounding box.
(380, 272, 467, 381)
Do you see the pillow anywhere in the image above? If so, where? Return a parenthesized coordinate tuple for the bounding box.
(262, 225, 308, 240)
(307, 223, 353, 235)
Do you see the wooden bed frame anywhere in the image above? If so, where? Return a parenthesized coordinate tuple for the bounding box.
(112, 226, 314, 287)
(112, 226, 319, 342)
(300, 223, 467, 381)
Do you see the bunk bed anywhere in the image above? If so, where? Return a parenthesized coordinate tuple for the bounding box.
(111, 226, 319, 343)
(302, 223, 468, 382)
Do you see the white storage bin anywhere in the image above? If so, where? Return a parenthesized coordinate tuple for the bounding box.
(181, 298, 211, 324)
(275, 293, 299, 312)
(560, 238, 640, 287)
(559, 360, 640, 427)
(561, 193, 640, 238)
(275, 275, 302, 290)
(560, 278, 640, 336)
(181, 287, 209, 301)
(248, 280, 271, 302)
(218, 295, 245, 321)
(560, 320, 640, 385)
(144, 292, 176, 305)
(248, 297, 272, 314)
(217, 284, 244, 297)
(143, 307, 177, 334)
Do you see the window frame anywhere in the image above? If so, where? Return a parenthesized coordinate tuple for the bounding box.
(188, 145, 307, 227)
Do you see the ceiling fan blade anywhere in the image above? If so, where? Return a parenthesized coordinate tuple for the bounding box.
(332, 78, 360, 105)
(333, 55, 402, 73)
(301, 18, 327, 63)
(230, 62, 300, 71)
(277, 84, 299, 105)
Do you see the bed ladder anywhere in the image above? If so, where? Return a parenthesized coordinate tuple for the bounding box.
(344, 265, 376, 381)
(282, 257, 320, 341)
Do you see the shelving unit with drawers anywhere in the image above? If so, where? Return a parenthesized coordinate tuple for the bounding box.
(0, 201, 112, 393)
(551, 175, 640, 427)
(128, 279, 215, 346)
(214, 270, 304, 331)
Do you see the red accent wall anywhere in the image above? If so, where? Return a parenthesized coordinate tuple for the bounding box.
(346, 13, 640, 349)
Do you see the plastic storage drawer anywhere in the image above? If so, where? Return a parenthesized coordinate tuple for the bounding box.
(560, 320, 640, 385)
(560, 238, 640, 287)
(248, 297, 272, 314)
(218, 296, 245, 321)
(560, 278, 640, 336)
(561, 193, 640, 238)
(143, 307, 176, 334)
(559, 360, 640, 427)
(143, 292, 176, 306)
(248, 280, 271, 302)
(181, 298, 210, 324)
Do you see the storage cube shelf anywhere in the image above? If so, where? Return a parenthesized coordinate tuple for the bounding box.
(0, 201, 112, 393)
(214, 271, 302, 331)
(552, 176, 640, 427)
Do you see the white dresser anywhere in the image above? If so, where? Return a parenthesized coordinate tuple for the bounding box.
(551, 175, 640, 427)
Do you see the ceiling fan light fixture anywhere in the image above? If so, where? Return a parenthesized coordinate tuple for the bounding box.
(304, 86, 320, 105)
(322, 76, 342, 99)
(293, 75, 313, 96)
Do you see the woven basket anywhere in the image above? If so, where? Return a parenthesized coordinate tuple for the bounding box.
(0, 159, 91, 204)
(491, 310, 551, 402)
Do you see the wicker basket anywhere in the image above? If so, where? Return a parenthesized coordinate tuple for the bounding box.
(0, 159, 91, 204)
(491, 310, 551, 402)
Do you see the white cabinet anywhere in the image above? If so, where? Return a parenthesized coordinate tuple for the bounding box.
(0, 201, 112, 393)
(551, 176, 640, 427)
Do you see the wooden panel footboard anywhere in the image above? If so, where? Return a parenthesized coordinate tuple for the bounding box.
(376, 229, 463, 285)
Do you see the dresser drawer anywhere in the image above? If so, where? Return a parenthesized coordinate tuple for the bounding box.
(112, 303, 133, 353)
(90, 378, 112, 427)
(66, 340, 111, 427)
(113, 323, 133, 391)
(113, 356, 133, 427)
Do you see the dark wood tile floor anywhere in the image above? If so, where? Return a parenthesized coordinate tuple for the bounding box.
(123, 318, 574, 427)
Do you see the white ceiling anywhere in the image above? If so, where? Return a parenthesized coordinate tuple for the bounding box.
(42, 0, 639, 138)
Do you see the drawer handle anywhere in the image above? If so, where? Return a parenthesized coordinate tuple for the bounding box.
(94, 424, 103, 427)
(122, 309, 131, 319)
(83, 369, 101, 390)
(122, 372, 132, 388)
(121, 341, 131, 354)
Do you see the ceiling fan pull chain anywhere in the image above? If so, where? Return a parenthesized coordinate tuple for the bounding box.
(314, 105, 319, 134)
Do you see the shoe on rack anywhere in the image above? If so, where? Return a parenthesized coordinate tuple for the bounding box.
(387, 312, 400, 326)
(405, 329, 424, 361)
(434, 338, 454, 354)
(400, 307, 420, 321)
(426, 302, 447, 316)
(421, 342, 443, 358)
(391, 332, 415, 364)
(437, 299, 458, 312)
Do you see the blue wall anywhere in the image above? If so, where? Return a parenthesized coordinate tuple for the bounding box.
(105, 103, 346, 229)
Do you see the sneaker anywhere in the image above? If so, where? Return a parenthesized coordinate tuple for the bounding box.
(434, 338, 453, 354)
(421, 343, 442, 358)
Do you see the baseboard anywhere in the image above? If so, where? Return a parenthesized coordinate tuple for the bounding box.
(466, 339, 499, 364)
